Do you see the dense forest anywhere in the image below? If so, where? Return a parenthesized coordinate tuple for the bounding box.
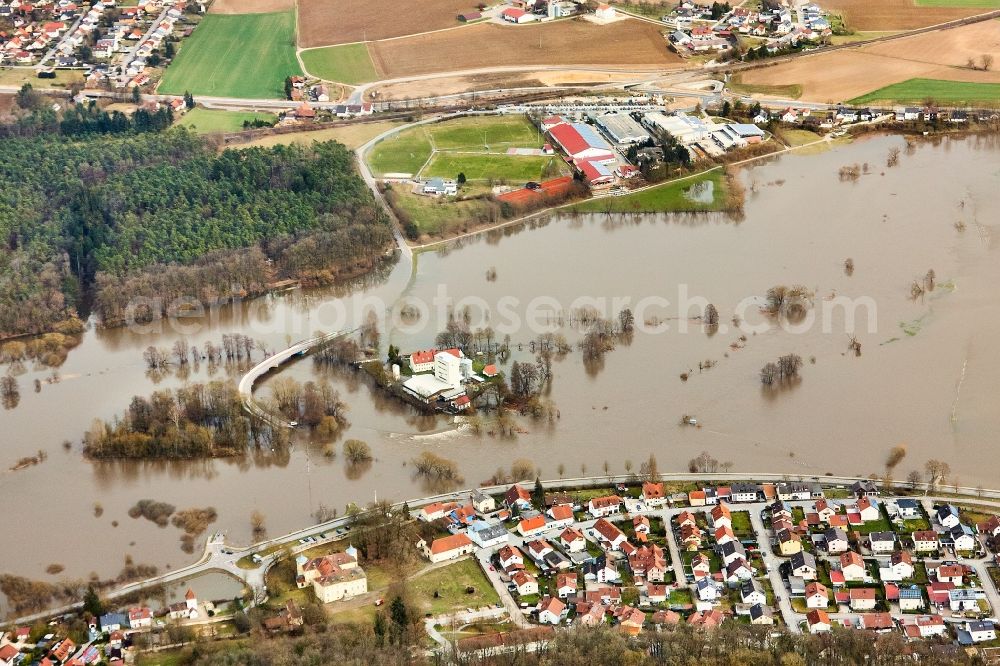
(0, 126, 393, 337)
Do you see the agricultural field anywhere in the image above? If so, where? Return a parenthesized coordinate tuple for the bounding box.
(369, 19, 683, 79)
(158, 12, 301, 99)
(238, 120, 406, 150)
(300, 44, 379, 85)
(738, 20, 1000, 102)
(209, 0, 293, 13)
(177, 108, 277, 133)
(423, 153, 566, 182)
(850, 78, 1000, 104)
(572, 170, 728, 214)
(298, 0, 474, 47)
(818, 0, 998, 30)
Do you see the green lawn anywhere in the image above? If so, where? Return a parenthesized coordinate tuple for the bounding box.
(177, 108, 277, 133)
(386, 186, 496, 235)
(426, 115, 544, 152)
(423, 153, 567, 182)
(849, 78, 1000, 105)
(573, 170, 727, 214)
(408, 558, 499, 615)
(728, 80, 803, 99)
(366, 127, 434, 176)
(159, 12, 301, 99)
(300, 44, 378, 85)
(731, 512, 753, 536)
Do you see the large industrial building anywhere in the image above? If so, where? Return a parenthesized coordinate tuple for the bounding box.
(641, 112, 710, 145)
(593, 112, 651, 145)
(547, 120, 617, 164)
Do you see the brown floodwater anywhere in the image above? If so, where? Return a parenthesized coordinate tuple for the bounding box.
(2, 133, 999, 583)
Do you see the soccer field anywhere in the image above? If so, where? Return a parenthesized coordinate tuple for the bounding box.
(425, 115, 544, 152)
(423, 153, 567, 182)
(849, 78, 1000, 105)
(159, 12, 301, 99)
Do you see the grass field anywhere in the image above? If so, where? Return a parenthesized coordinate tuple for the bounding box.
(0, 68, 84, 88)
(367, 128, 434, 176)
(177, 108, 277, 133)
(387, 187, 495, 234)
(728, 80, 803, 99)
(423, 153, 565, 181)
(426, 115, 543, 151)
(239, 120, 406, 150)
(573, 170, 728, 214)
(300, 44, 379, 85)
(408, 558, 499, 615)
(849, 78, 1000, 104)
(159, 12, 300, 99)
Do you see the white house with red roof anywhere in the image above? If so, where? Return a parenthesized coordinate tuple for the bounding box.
(419, 533, 475, 563)
(501, 6, 532, 22)
(546, 504, 574, 530)
(559, 527, 587, 552)
(537, 596, 565, 624)
(590, 518, 628, 550)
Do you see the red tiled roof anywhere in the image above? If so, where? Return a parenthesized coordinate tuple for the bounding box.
(519, 515, 546, 532)
(550, 504, 573, 521)
(430, 533, 472, 554)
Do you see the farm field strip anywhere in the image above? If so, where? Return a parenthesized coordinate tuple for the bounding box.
(300, 44, 380, 85)
(158, 12, 301, 99)
(849, 77, 1000, 103)
(297, 0, 476, 47)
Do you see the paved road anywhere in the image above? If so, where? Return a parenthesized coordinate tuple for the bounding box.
(750, 505, 799, 631)
(425, 607, 509, 652)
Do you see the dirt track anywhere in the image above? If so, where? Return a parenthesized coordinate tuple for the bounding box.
(740, 20, 1000, 102)
(369, 19, 683, 79)
(208, 0, 292, 14)
(821, 0, 993, 31)
(298, 0, 475, 47)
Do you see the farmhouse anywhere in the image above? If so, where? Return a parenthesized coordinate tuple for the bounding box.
(296, 552, 368, 603)
(419, 533, 476, 563)
(501, 7, 533, 23)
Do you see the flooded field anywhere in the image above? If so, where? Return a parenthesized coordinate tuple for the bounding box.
(2, 133, 999, 583)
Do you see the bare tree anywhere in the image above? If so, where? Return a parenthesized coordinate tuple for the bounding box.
(704, 304, 719, 326)
(981, 54, 994, 71)
(886, 147, 900, 168)
(760, 362, 778, 385)
(250, 510, 266, 541)
(924, 459, 950, 493)
(906, 470, 921, 490)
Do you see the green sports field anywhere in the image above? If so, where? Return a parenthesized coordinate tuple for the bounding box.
(300, 44, 379, 85)
(177, 108, 277, 133)
(849, 78, 1000, 105)
(366, 128, 434, 176)
(423, 153, 566, 182)
(159, 12, 301, 99)
(365, 115, 555, 178)
(425, 115, 544, 152)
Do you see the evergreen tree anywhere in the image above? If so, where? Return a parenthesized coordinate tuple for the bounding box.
(83, 585, 103, 617)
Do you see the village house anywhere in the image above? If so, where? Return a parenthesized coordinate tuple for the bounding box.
(840, 551, 867, 582)
(927, 581, 956, 606)
(963, 620, 996, 644)
(905, 615, 947, 639)
(588, 495, 623, 518)
(977, 515, 1000, 537)
(471, 489, 496, 514)
(814, 499, 837, 523)
(167, 589, 199, 620)
(696, 577, 720, 603)
(805, 582, 828, 609)
(889, 498, 921, 520)
(729, 482, 760, 503)
(720, 540, 746, 568)
(934, 564, 965, 586)
(591, 518, 628, 550)
(869, 531, 896, 554)
(296, 552, 367, 603)
(559, 527, 587, 553)
(616, 606, 646, 636)
(776, 482, 812, 501)
(688, 490, 707, 506)
(498, 545, 524, 572)
(641, 482, 667, 507)
(790, 552, 817, 581)
(913, 530, 939, 553)
(711, 503, 732, 530)
(468, 522, 509, 549)
(749, 603, 774, 625)
(512, 570, 539, 596)
(546, 504, 575, 530)
(949, 588, 978, 612)
(859, 613, 894, 633)
(688, 608, 725, 630)
(898, 585, 926, 611)
(629, 544, 667, 582)
(691, 553, 712, 579)
(735, 579, 764, 607)
(676, 511, 697, 528)
(714, 525, 736, 547)
(525, 539, 554, 565)
(419, 533, 476, 563)
(807, 609, 831, 634)
(725, 559, 754, 585)
(824, 527, 849, 554)
(505, 484, 533, 510)
(517, 515, 548, 538)
(537, 596, 565, 625)
(633, 515, 650, 538)
(418, 501, 458, 522)
(935, 504, 961, 529)
(882, 550, 915, 581)
(646, 583, 668, 604)
(777, 529, 802, 555)
(850, 588, 877, 611)
(555, 572, 577, 599)
(584, 556, 620, 584)
(948, 523, 977, 552)
(128, 607, 153, 629)
(855, 496, 881, 523)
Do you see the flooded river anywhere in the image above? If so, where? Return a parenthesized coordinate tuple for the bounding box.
(2, 133, 999, 582)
